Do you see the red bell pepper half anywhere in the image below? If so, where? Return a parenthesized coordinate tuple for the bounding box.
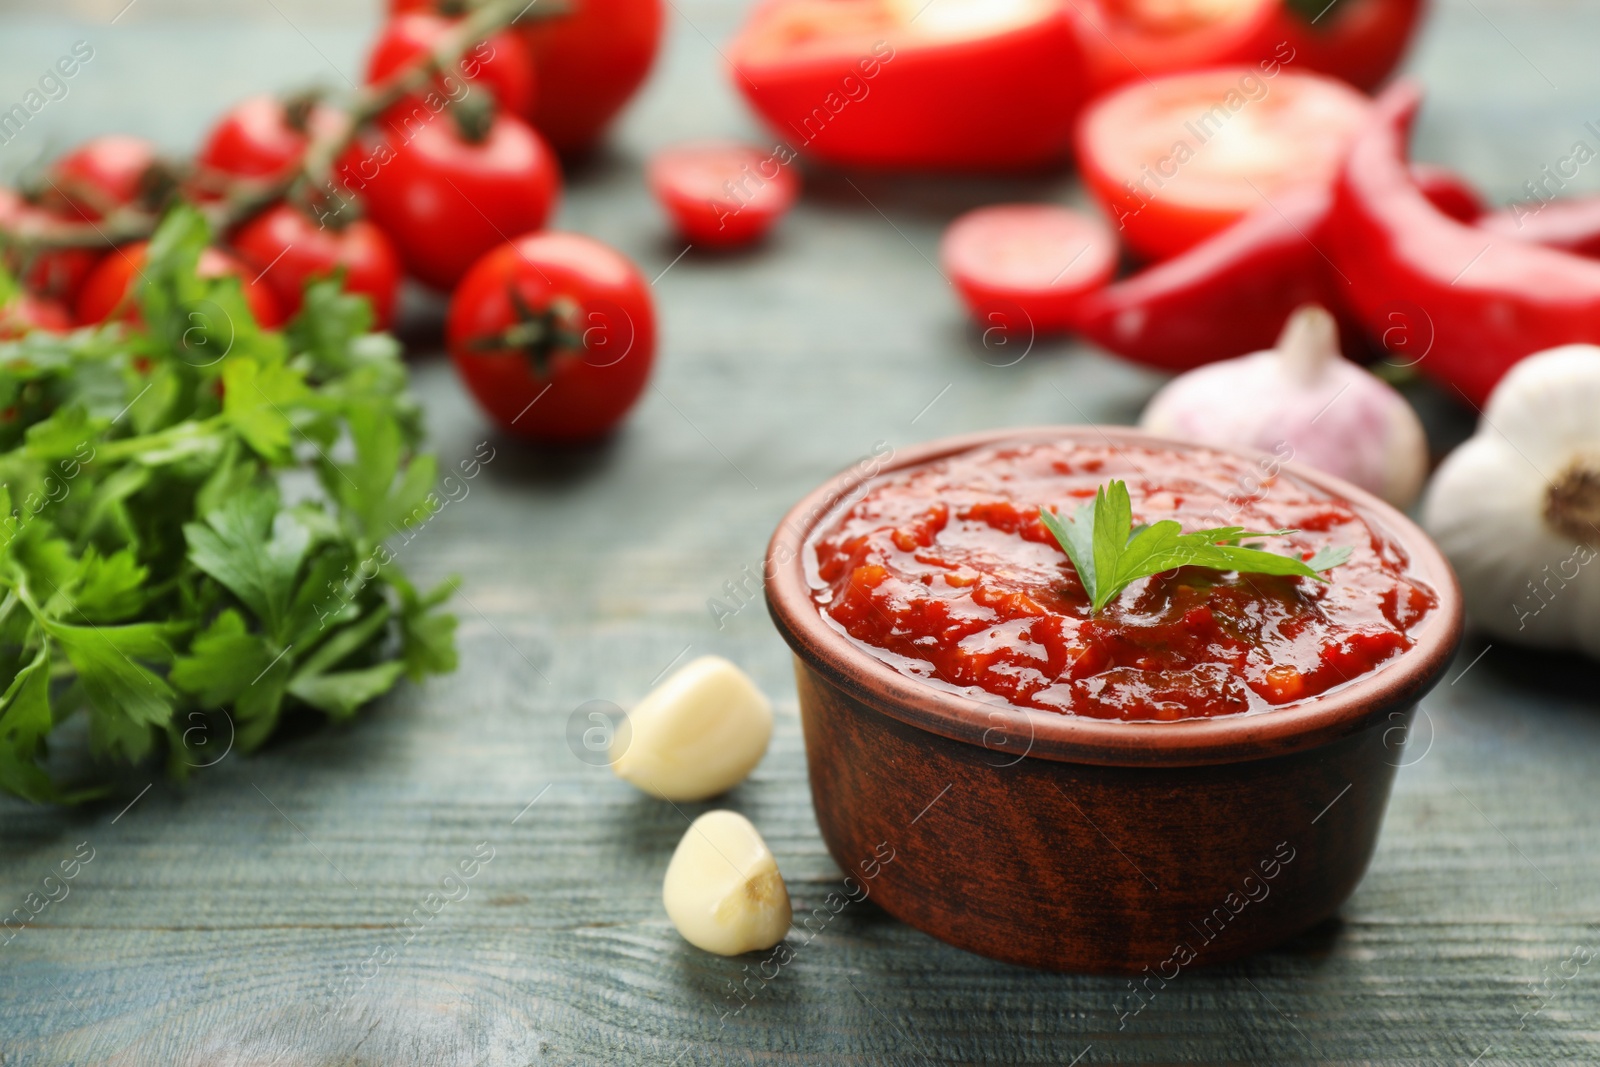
(1326, 82, 1600, 406)
(1070, 184, 1354, 370)
(726, 0, 1087, 172)
(1411, 162, 1483, 222)
(1478, 195, 1600, 259)
(1070, 0, 1280, 95)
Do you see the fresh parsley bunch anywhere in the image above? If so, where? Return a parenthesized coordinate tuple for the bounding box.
(0, 206, 456, 803)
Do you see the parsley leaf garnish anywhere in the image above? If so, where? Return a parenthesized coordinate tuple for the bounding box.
(0, 205, 457, 802)
(1039, 480, 1354, 615)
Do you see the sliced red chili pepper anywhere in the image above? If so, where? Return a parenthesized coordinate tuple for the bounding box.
(1326, 82, 1600, 405)
(1478, 194, 1600, 258)
(1069, 185, 1353, 371)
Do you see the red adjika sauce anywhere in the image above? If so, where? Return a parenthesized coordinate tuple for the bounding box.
(809, 441, 1437, 721)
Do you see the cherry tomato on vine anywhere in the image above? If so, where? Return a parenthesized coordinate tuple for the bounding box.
(366, 13, 537, 118)
(389, 0, 662, 156)
(648, 142, 799, 247)
(346, 96, 561, 291)
(196, 95, 345, 191)
(516, 0, 662, 155)
(0, 292, 72, 339)
(1072, 0, 1280, 94)
(0, 187, 103, 304)
(729, 0, 1087, 172)
(446, 232, 656, 442)
(44, 135, 163, 221)
(940, 205, 1117, 336)
(75, 242, 284, 329)
(231, 204, 403, 327)
(1076, 66, 1371, 261)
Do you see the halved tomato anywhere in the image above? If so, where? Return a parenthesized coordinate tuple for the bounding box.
(648, 142, 800, 247)
(1076, 66, 1370, 260)
(941, 205, 1117, 334)
(729, 0, 1087, 172)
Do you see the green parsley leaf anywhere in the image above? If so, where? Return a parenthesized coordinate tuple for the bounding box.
(184, 490, 312, 642)
(1040, 479, 1352, 614)
(0, 646, 64, 803)
(171, 610, 276, 709)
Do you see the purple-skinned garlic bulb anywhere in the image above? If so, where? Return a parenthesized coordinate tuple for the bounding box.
(1139, 304, 1429, 509)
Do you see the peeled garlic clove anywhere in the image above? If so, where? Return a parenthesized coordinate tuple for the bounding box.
(611, 656, 773, 801)
(663, 810, 792, 956)
(1139, 304, 1429, 509)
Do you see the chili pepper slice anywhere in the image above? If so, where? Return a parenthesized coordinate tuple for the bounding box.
(1478, 195, 1600, 258)
(1326, 81, 1600, 406)
(1070, 184, 1353, 371)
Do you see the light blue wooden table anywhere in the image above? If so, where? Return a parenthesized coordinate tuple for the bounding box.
(1, 1, 1598, 1063)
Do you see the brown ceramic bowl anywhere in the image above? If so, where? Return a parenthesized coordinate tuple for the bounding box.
(764, 426, 1462, 974)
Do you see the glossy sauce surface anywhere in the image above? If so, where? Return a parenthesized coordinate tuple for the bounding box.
(809, 441, 1437, 721)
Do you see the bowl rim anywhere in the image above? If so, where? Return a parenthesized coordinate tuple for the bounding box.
(764, 425, 1464, 768)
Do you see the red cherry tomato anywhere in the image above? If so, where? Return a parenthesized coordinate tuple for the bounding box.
(390, 0, 663, 156)
(1076, 67, 1371, 261)
(0, 292, 72, 339)
(446, 232, 656, 442)
(1410, 162, 1482, 223)
(1072, 0, 1281, 94)
(1264, 0, 1426, 91)
(75, 242, 284, 329)
(515, 0, 663, 156)
(346, 101, 561, 291)
(729, 0, 1088, 172)
(196, 95, 345, 190)
(0, 187, 104, 303)
(648, 142, 800, 247)
(44, 135, 160, 221)
(940, 205, 1118, 336)
(366, 14, 537, 118)
(231, 204, 403, 327)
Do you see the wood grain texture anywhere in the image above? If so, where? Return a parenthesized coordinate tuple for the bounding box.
(3, 0, 1600, 1063)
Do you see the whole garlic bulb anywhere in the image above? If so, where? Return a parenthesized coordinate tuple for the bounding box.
(1423, 345, 1600, 657)
(1139, 305, 1429, 509)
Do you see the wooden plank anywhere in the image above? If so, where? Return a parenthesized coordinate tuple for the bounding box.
(3, 0, 1600, 1064)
